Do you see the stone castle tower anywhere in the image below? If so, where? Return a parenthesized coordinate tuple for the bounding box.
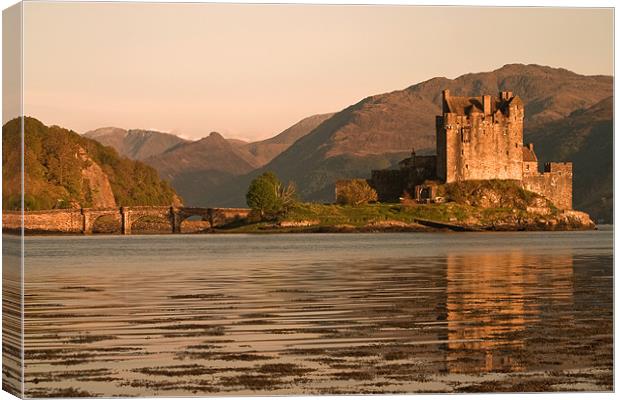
(367, 89, 573, 210)
(436, 90, 524, 182)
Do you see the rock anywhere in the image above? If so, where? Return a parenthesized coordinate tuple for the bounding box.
(555, 210, 596, 230)
(526, 206, 552, 215)
(77, 147, 116, 208)
(278, 219, 320, 228)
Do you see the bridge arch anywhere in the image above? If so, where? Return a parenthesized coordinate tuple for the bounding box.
(175, 208, 213, 233)
(82, 208, 121, 234)
(123, 206, 174, 235)
(90, 213, 122, 234)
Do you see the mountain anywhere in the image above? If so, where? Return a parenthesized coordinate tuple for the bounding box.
(116, 114, 335, 205)
(206, 64, 612, 211)
(143, 132, 261, 205)
(3, 117, 180, 210)
(244, 113, 334, 165)
(524, 96, 613, 222)
(84, 127, 188, 160)
(227, 138, 249, 147)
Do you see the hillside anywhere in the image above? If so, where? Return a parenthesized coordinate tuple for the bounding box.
(206, 64, 612, 209)
(2, 117, 179, 210)
(244, 113, 334, 165)
(144, 132, 261, 205)
(524, 96, 613, 222)
(84, 127, 188, 160)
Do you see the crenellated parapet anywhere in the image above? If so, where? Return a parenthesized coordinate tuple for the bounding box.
(523, 162, 573, 210)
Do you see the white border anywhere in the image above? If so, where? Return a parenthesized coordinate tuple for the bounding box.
(0, 1, 616, 400)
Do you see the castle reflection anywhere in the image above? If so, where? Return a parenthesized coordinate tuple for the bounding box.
(445, 250, 574, 373)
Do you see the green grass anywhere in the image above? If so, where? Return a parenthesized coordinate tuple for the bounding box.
(284, 202, 485, 226)
(215, 202, 483, 233)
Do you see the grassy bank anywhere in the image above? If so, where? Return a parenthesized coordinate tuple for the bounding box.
(216, 179, 595, 233)
(213, 201, 558, 233)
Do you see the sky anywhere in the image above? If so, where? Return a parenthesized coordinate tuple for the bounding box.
(14, 3, 615, 141)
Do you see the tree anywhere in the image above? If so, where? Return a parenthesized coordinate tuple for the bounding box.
(336, 179, 378, 206)
(246, 172, 296, 219)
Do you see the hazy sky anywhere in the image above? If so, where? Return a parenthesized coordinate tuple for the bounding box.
(20, 3, 613, 141)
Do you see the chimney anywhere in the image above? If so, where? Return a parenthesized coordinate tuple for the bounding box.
(442, 89, 450, 113)
(483, 95, 491, 115)
(528, 143, 534, 151)
(500, 91, 514, 101)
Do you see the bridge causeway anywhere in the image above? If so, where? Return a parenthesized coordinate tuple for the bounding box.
(2, 206, 251, 235)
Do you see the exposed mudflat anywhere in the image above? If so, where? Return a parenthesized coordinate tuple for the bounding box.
(13, 229, 613, 396)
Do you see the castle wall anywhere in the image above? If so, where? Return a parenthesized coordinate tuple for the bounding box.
(368, 171, 405, 202)
(436, 116, 447, 181)
(437, 91, 524, 184)
(369, 154, 437, 202)
(522, 162, 573, 210)
(523, 161, 538, 176)
(441, 111, 523, 183)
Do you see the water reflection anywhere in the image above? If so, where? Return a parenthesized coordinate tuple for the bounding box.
(3, 235, 23, 395)
(19, 232, 612, 396)
(445, 252, 573, 373)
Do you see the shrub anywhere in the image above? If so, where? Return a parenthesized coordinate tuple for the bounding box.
(336, 179, 378, 206)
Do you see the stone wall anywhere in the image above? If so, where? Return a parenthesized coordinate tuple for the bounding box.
(437, 90, 524, 183)
(3, 209, 84, 233)
(369, 154, 438, 202)
(367, 171, 405, 202)
(523, 162, 573, 210)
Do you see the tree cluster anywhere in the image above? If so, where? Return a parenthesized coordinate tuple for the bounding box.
(246, 172, 297, 219)
(2, 117, 179, 210)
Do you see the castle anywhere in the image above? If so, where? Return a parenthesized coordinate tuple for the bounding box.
(366, 90, 573, 209)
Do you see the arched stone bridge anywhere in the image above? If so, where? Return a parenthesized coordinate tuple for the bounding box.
(1, 206, 251, 234)
(82, 206, 251, 234)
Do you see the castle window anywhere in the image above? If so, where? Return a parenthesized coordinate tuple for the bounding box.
(465, 164, 469, 169)
(461, 127, 471, 143)
(461, 150, 464, 155)
(515, 143, 519, 148)
(506, 150, 509, 156)
(526, 164, 530, 171)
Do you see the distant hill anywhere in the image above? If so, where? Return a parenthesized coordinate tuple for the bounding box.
(85, 114, 334, 206)
(3, 117, 180, 210)
(244, 113, 334, 165)
(143, 132, 261, 205)
(524, 96, 613, 222)
(84, 127, 188, 161)
(205, 64, 612, 214)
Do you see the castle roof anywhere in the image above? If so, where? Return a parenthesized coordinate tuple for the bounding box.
(522, 146, 538, 162)
(443, 93, 523, 116)
(444, 96, 486, 115)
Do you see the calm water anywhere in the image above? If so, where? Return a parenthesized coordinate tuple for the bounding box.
(16, 229, 613, 396)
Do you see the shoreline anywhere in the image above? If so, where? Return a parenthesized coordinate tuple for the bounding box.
(3, 202, 598, 236)
(3, 223, 599, 237)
